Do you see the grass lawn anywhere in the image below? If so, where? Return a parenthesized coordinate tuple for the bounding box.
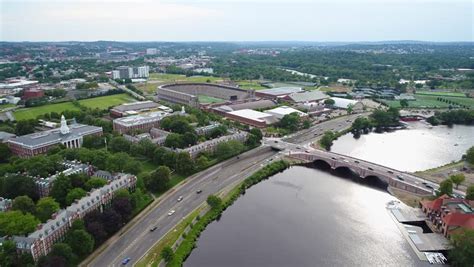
(149, 73, 222, 84)
(235, 80, 268, 90)
(78, 94, 133, 109)
(415, 91, 466, 97)
(13, 94, 133, 121)
(0, 103, 16, 111)
(135, 207, 203, 267)
(136, 82, 159, 94)
(198, 95, 225, 104)
(382, 94, 474, 109)
(14, 102, 80, 121)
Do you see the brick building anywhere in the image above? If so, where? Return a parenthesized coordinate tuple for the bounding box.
(112, 111, 171, 134)
(7, 116, 103, 158)
(420, 195, 474, 237)
(22, 88, 45, 100)
(1, 173, 137, 261)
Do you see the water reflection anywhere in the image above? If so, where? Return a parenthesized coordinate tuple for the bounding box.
(185, 166, 431, 267)
(331, 122, 474, 172)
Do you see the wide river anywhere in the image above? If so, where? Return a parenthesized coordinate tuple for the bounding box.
(185, 123, 473, 267)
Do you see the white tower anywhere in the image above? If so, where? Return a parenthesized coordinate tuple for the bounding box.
(60, 115, 70, 135)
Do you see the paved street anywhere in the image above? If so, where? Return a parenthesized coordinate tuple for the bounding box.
(88, 147, 278, 267)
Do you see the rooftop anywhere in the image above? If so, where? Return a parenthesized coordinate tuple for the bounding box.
(8, 123, 102, 148)
(331, 97, 361, 109)
(258, 87, 303, 96)
(113, 111, 169, 127)
(228, 109, 274, 122)
(111, 100, 159, 112)
(265, 106, 307, 117)
(288, 90, 329, 102)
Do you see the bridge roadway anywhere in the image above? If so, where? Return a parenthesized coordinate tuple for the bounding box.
(271, 140, 465, 197)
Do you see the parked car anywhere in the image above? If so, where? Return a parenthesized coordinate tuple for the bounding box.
(122, 257, 131, 265)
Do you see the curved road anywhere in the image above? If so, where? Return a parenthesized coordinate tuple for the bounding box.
(88, 147, 278, 267)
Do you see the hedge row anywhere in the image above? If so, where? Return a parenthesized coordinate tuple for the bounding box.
(166, 160, 290, 266)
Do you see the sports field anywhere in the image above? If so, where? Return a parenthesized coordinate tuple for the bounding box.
(79, 94, 133, 109)
(149, 73, 223, 83)
(198, 95, 225, 103)
(415, 91, 466, 97)
(13, 94, 134, 121)
(235, 80, 268, 90)
(381, 94, 474, 109)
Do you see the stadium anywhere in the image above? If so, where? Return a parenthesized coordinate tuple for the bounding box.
(157, 83, 255, 108)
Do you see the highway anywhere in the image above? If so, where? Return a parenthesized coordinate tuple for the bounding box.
(88, 147, 278, 267)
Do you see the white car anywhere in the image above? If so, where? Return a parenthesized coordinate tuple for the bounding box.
(168, 210, 175, 216)
(177, 196, 183, 202)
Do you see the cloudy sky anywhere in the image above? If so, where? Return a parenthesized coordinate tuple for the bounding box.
(0, 0, 472, 42)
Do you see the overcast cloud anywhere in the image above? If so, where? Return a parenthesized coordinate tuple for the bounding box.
(0, 0, 472, 41)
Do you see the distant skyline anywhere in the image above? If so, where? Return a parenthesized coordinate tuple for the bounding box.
(1, 0, 472, 42)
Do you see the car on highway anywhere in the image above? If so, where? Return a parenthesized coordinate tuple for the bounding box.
(387, 170, 394, 174)
(150, 226, 158, 232)
(397, 175, 404, 181)
(425, 184, 434, 189)
(368, 167, 374, 171)
(122, 257, 131, 265)
(274, 140, 278, 143)
(196, 190, 203, 194)
(168, 210, 175, 216)
(354, 160, 360, 164)
(177, 196, 183, 202)
(331, 157, 337, 160)
(296, 146, 301, 149)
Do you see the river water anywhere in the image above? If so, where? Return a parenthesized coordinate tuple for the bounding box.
(331, 122, 474, 172)
(184, 123, 473, 267)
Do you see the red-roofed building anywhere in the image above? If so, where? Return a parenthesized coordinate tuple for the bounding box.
(23, 88, 44, 100)
(421, 195, 474, 237)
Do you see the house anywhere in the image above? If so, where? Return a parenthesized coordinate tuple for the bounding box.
(330, 97, 364, 113)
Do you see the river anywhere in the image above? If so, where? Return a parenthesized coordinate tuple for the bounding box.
(331, 122, 474, 172)
(184, 123, 473, 267)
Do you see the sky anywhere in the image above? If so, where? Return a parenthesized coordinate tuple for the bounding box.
(0, 0, 472, 42)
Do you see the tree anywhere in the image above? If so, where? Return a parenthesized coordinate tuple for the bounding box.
(160, 246, 174, 263)
(449, 229, 474, 267)
(346, 104, 354, 114)
(85, 177, 107, 191)
(50, 174, 72, 207)
(196, 155, 210, 170)
(215, 140, 244, 160)
(437, 179, 453, 196)
(164, 133, 184, 149)
(112, 197, 132, 222)
(0, 211, 39, 236)
(66, 188, 87, 205)
(206, 195, 222, 210)
(66, 230, 94, 258)
(106, 152, 131, 172)
(319, 131, 336, 151)
(249, 128, 263, 141)
(324, 99, 335, 106)
(400, 99, 409, 108)
(449, 174, 465, 189)
(175, 152, 194, 175)
(12, 195, 35, 215)
(145, 166, 171, 193)
(50, 243, 76, 264)
(279, 113, 300, 132)
(36, 197, 60, 222)
(15, 120, 36, 135)
(466, 185, 474, 200)
(182, 132, 198, 146)
(0, 174, 37, 200)
(0, 240, 34, 267)
(101, 208, 123, 235)
(0, 143, 11, 163)
(466, 146, 474, 165)
(109, 136, 131, 153)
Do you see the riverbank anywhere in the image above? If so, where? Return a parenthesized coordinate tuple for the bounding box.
(164, 160, 290, 267)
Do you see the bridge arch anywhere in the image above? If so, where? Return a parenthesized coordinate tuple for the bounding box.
(334, 165, 359, 177)
(312, 159, 331, 170)
(363, 175, 388, 189)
